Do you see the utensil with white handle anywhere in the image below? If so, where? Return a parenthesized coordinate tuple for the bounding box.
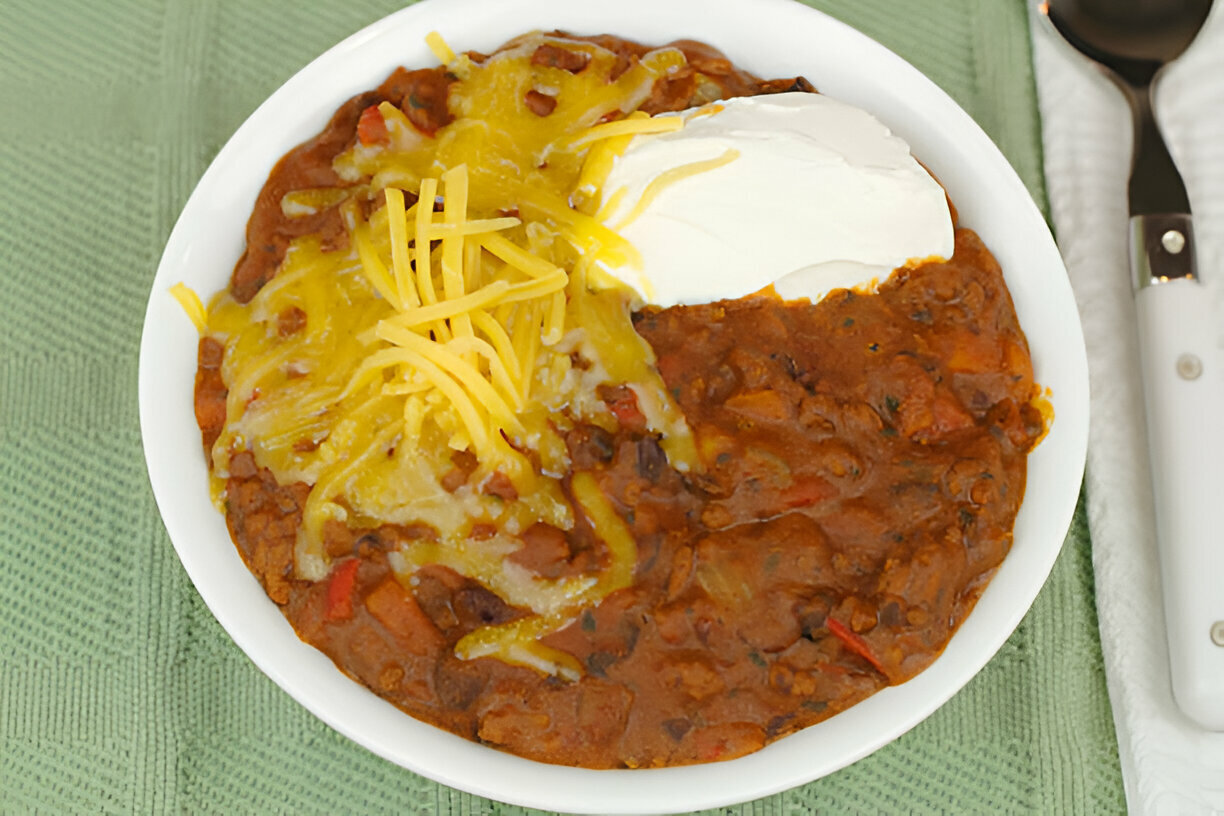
(1042, 0, 1224, 730)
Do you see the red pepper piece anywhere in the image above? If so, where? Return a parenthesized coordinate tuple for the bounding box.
(365, 578, 444, 656)
(826, 617, 886, 675)
(356, 104, 388, 145)
(779, 476, 835, 509)
(605, 387, 647, 433)
(324, 558, 361, 622)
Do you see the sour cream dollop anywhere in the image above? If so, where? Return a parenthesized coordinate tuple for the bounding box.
(595, 92, 954, 307)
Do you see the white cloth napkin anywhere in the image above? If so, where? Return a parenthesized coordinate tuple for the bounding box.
(1031, 5, 1224, 814)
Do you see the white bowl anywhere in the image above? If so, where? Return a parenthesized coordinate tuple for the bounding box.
(139, 0, 1088, 811)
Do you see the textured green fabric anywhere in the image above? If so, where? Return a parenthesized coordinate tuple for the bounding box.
(0, 1, 1124, 812)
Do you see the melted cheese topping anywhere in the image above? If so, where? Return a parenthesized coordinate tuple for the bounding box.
(203, 32, 698, 678)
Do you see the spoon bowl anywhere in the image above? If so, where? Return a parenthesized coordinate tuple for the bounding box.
(1045, 0, 1211, 82)
(1043, 0, 1212, 212)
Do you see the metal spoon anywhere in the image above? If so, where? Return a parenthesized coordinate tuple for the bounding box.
(1041, 0, 1224, 730)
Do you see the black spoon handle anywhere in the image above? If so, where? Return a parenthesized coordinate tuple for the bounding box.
(1124, 82, 1192, 216)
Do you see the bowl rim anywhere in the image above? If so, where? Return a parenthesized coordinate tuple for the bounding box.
(139, 0, 1089, 811)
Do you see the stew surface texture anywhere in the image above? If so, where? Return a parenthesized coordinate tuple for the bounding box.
(192, 31, 1046, 768)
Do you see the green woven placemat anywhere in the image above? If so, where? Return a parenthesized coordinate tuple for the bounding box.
(0, 1, 1123, 812)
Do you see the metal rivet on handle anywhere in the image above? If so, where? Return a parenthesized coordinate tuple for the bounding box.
(1161, 229, 1186, 254)
(1176, 353, 1203, 380)
(1213, 621, 1224, 647)
(1175, 352, 1204, 381)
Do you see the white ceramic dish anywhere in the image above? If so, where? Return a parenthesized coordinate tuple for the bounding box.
(139, 0, 1089, 811)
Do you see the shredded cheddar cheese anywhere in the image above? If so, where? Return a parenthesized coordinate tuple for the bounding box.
(562, 111, 684, 151)
(201, 33, 703, 678)
(170, 283, 207, 333)
(425, 31, 457, 66)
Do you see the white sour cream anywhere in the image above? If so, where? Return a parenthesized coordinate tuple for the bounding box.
(595, 92, 954, 307)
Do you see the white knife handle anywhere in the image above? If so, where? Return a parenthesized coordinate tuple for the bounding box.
(1132, 214, 1224, 730)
